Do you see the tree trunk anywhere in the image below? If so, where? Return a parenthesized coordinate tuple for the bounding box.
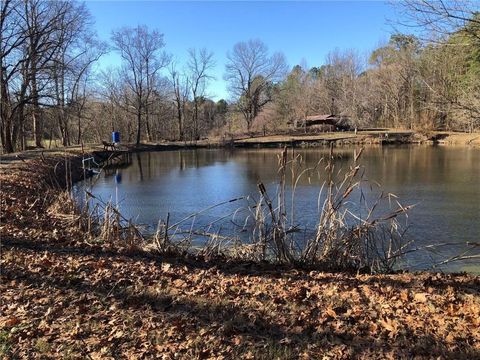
(193, 102, 199, 140)
(3, 120, 14, 153)
(177, 104, 183, 141)
(77, 115, 81, 144)
(136, 107, 142, 145)
(0, 71, 13, 152)
(31, 60, 42, 147)
(145, 105, 151, 142)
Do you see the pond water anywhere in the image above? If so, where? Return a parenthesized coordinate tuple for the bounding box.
(74, 146, 480, 273)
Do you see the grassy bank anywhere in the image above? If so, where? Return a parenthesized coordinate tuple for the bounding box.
(1, 147, 479, 358)
(231, 130, 480, 147)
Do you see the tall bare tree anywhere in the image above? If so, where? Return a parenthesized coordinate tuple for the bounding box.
(50, 1, 106, 146)
(0, 0, 24, 152)
(186, 48, 214, 140)
(397, 0, 480, 41)
(99, 68, 134, 140)
(168, 62, 189, 141)
(0, 0, 99, 152)
(225, 39, 287, 131)
(111, 25, 169, 145)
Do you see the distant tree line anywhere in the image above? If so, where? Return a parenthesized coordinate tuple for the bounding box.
(274, 27, 479, 133)
(1, 0, 479, 153)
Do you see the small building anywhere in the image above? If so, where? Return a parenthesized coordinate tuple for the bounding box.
(293, 114, 352, 132)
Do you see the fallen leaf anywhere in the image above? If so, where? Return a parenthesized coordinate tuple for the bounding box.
(414, 293, 428, 302)
(326, 307, 337, 318)
(4, 316, 20, 327)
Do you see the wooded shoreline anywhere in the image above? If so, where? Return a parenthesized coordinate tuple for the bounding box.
(2, 130, 478, 161)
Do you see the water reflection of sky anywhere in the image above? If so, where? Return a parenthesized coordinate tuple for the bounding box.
(73, 147, 480, 274)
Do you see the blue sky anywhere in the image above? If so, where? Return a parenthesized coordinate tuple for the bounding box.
(86, 1, 397, 100)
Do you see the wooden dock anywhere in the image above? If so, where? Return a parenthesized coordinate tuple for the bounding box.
(93, 149, 132, 168)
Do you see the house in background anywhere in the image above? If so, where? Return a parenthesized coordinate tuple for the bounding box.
(292, 114, 352, 132)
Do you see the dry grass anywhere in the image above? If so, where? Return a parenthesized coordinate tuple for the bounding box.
(436, 131, 480, 146)
(234, 146, 412, 272)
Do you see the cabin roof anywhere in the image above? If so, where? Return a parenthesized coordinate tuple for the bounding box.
(288, 114, 351, 129)
(304, 114, 337, 122)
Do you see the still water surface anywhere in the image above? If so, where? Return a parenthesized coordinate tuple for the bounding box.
(74, 146, 480, 273)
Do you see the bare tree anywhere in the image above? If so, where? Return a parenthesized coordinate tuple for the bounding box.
(396, 0, 480, 41)
(393, 1, 480, 129)
(225, 39, 287, 132)
(168, 61, 189, 141)
(0, 0, 107, 152)
(50, 1, 106, 146)
(187, 48, 215, 140)
(0, 0, 25, 152)
(99, 68, 135, 141)
(111, 25, 169, 145)
(0, 0, 98, 152)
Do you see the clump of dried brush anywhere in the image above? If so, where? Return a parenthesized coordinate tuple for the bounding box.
(153, 214, 181, 255)
(152, 202, 246, 259)
(246, 146, 413, 273)
(70, 191, 144, 248)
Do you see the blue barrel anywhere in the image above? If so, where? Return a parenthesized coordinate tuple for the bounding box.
(112, 131, 120, 143)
